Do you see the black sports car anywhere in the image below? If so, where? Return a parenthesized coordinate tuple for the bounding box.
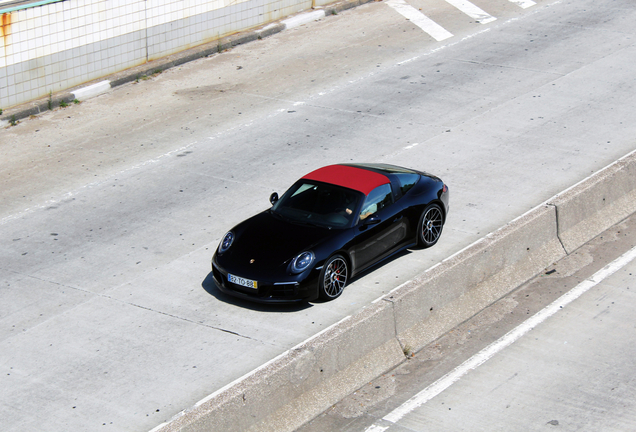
(211, 163, 449, 303)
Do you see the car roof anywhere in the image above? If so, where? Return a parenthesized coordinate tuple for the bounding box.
(302, 164, 391, 195)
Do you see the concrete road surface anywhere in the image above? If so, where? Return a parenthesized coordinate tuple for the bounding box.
(1, 0, 635, 430)
(300, 214, 636, 432)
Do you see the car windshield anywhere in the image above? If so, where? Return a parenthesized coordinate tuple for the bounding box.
(272, 180, 362, 228)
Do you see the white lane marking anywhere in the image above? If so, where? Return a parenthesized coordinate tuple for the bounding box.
(365, 425, 389, 432)
(372, 279, 413, 304)
(364, 245, 636, 429)
(308, 0, 549, 104)
(509, 0, 536, 8)
(444, 0, 497, 24)
(386, 0, 454, 41)
(150, 315, 353, 431)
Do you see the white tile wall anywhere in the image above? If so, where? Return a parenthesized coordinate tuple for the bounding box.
(0, 0, 315, 110)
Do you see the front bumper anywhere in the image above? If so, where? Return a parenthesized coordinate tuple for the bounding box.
(211, 256, 319, 303)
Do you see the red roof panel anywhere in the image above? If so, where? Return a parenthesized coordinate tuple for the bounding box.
(302, 165, 390, 195)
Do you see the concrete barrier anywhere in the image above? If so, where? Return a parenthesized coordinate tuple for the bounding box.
(548, 150, 636, 254)
(390, 204, 566, 354)
(153, 149, 636, 432)
(157, 302, 405, 432)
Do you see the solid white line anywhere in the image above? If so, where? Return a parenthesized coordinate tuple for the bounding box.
(370, 245, 636, 426)
(509, 0, 536, 8)
(386, 0, 454, 41)
(151, 314, 353, 431)
(444, 0, 497, 24)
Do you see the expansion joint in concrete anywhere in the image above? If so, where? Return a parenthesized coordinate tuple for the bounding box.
(382, 296, 410, 358)
(548, 202, 567, 254)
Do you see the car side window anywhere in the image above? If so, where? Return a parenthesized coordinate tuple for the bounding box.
(360, 184, 393, 220)
(396, 173, 420, 195)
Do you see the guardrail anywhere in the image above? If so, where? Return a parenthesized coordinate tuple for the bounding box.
(153, 148, 636, 432)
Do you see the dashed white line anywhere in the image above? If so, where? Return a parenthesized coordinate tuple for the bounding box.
(365, 425, 389, 432)
(444, 0, 497, 24)
(365, 245, 636, 429)
(386, 0, 454, 41)
(509, 0, 536, 8)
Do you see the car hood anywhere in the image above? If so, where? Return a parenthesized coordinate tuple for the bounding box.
(221, 210, 336, 275)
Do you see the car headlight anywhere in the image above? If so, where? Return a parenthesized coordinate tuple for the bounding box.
(218, 231, 234, 254)
(291, 251, 315, 274)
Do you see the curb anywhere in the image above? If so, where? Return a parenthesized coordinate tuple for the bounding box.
(151, 148, 636, 432)
(0, 0, 372, 126)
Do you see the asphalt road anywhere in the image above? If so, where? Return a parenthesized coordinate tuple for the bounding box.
(1, 0, 636, 430)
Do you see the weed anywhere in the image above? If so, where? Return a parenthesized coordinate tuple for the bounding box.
(73, 99, 81, 104)
(10, 115, 17, 126)
(402, 345, 413, 357)
(60, 100, 68, 108)
(48, 91, 53, 110)
(0, 108, 3, 115)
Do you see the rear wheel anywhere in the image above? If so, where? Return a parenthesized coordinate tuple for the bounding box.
(319, 254, 348, 301)
(418, 204, 444, 248)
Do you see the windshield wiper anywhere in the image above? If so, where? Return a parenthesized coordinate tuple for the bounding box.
(270, 209, 291, 222)
(301, 219, 330, 229)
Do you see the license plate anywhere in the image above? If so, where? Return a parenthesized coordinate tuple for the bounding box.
(228, 273, 258, 290)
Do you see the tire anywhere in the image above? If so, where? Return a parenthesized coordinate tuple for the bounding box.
(418, 203, 444, 248)
(319, 254, 348, 301)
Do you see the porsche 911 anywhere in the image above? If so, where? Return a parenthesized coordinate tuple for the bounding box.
(211, 163, 449, 303)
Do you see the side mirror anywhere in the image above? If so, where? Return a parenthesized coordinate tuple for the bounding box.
(363, 215, 381, 226)
(269, 192, 279, 205)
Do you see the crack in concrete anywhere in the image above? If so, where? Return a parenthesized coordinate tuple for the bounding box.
(2, 269, 262, 342)
(122, 301, 258, 341)
(454, 58, 566, 76)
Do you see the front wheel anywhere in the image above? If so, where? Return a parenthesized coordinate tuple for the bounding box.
(418, 204, 444, 248)
(318, 254, 348, 301)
